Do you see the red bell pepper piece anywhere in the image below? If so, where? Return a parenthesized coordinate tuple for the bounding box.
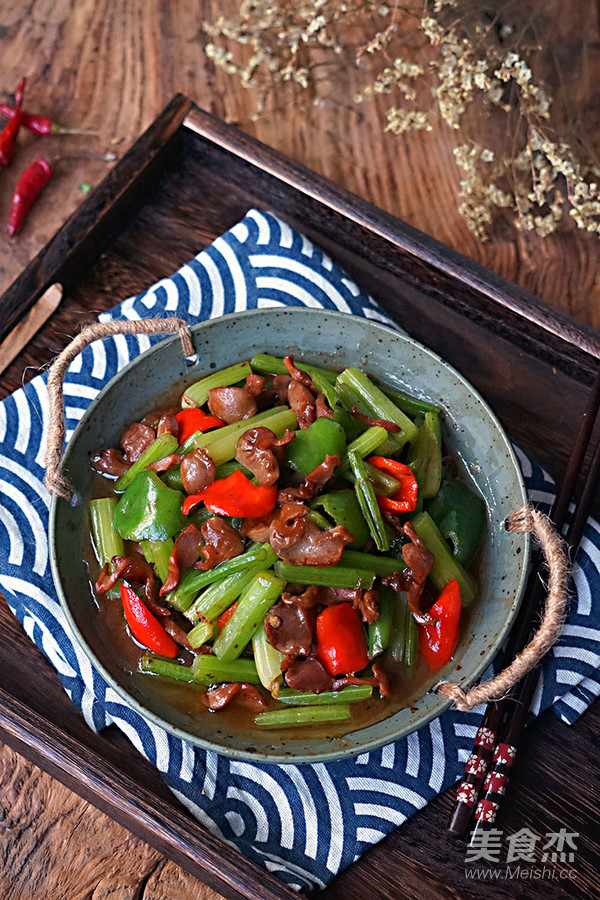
(316, 603, 369, 677)
(367, 455, 418, 513)
(419, 578, 462, 671)
(182, 468, 277, 518)
(176, 408, 225, 443)
(217, 601, 238, 630)
(120, 583, 178, 658)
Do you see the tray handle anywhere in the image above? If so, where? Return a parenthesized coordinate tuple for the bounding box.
(438, 506, 569, 710)
(45, 317, 195, 499)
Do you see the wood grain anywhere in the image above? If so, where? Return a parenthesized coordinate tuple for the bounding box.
(0, 2, 598, 900)
(0, 745, 217, 900)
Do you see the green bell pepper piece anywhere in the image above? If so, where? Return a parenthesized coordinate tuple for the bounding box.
(332, 405, 363, 442)
(406, 411, 442, 499)
(426, 478, 486, 566)
(113, 470, 186, 542)
(161, 465, 183, 490)
(311, 489, 370, 550)
(410, 511, 477, 606)
(285, 417, 346, 476)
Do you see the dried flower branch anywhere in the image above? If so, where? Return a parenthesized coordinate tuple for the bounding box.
(204, 0, 599, 239)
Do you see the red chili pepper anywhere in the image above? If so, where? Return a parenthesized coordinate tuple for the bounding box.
(120, 583, 178, 658)
(6, 157, 54, 238)
(182, 468, 277, 518)
(316, 603, 369, 677)
(0, 104, 97, 136)
(176, 408, 225, 443)
(0, 78, 26, 168)
(367, 455, 419, 513)
(217, 601, 238, 630)
(418, 578, 462, 671)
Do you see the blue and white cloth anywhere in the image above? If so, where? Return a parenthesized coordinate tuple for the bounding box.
(0, 209, 599, 892)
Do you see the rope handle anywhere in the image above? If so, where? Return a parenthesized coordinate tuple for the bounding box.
(438, 505, 569, 711)
(45, 318, 194, 500)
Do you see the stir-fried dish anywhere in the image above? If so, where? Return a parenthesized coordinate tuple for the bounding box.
(89, 354, 486, 731)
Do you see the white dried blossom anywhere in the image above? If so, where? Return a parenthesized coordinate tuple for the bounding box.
(204, 0, 598, 240)
(385, 108, 432, 133)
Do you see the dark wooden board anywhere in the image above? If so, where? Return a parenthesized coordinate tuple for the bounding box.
(0, 95, 598, 900)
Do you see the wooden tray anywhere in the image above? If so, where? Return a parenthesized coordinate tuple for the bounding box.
(1, 95, 598, 900)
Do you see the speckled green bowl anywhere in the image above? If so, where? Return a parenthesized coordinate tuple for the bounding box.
(49, 308, 529, 763)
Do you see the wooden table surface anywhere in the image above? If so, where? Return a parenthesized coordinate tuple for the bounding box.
(0, 3, 598, 899)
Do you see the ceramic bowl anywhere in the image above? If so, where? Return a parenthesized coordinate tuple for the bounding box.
(49, 308, 529, 763)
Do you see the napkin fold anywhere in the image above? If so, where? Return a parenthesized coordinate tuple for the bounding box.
(0, 209, 598, 892)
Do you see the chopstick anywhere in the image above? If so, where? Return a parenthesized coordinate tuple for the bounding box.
(0, 283, 63, 378)
(448, 371, 600, 838)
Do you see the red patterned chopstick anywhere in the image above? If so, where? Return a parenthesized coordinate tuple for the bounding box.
(469, 435, 600, 836)
(448, 372, 600, 839)
(449, 706, 502, 828)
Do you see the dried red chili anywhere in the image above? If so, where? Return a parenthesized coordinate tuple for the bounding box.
(0, 78, 26, 168)
(6, 157, 54, 238)
(0, 104, 96, 136)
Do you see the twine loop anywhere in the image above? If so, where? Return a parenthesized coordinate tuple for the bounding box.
(438, 504, 569, 711)
(45, 318, 194, 500)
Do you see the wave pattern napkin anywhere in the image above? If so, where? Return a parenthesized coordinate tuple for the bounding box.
(1, 209, 599, 892)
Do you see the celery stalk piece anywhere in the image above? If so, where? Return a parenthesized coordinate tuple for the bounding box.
(381, 384, 441, 416)
(343, 461, 401, 498)
(214, 460, 253, 479)
(186, 568, 260, 624)
(179, 406, 297, 461)
(336, 368, 418, 450)
(182, 361, 252, 408)
(190, 653, 261, 686)
(250, 353, 337, 385)
(166, 544, 273, 612)
(90, 497, 124, 563)
(273, 561, 375, 590)
(277, 685, 372, 705)
(141, 538, 174, 583)
(338, 426, 388, 476)
(184, 545, 278, 621)
(389, 593, 408, 663)
(347, 449, 389, 552)
(114, 433, 179, 493)
(404, 599, 419, 669)
(364, 462, 401, 497)
(367, 588, 395, 658)
(141, 655, 196, 682)
(254, 705, 352, 728)
(410, 511, 477, 606)
(90, 497, 124, 599)
(305, 509, 332, 530)
(406, 410, 442, 499)
(187, 618, 214, 649)
(372, 436, 399, 458)
(252, 625, 284, 692)
(341, 549, 405, 577)
(213, 570, 285, 661)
